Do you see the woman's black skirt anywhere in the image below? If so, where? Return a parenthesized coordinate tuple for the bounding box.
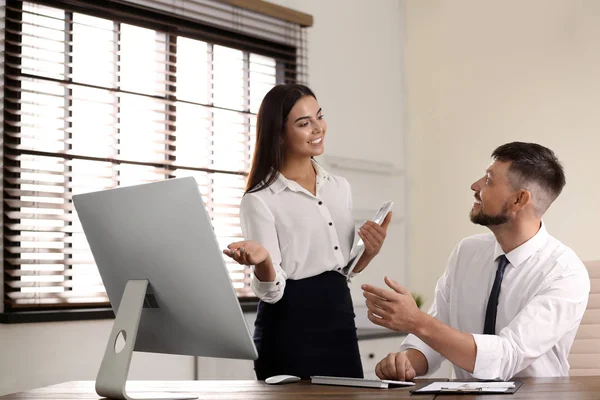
(253, 270, 363, 380)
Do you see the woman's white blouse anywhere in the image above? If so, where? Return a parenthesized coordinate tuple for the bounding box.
(240, 161, 357, 303)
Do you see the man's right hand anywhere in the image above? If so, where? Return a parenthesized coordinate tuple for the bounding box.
(375, 351, 417, 381)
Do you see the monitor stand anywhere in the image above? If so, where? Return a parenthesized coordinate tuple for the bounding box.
(95, 279, 197, 400)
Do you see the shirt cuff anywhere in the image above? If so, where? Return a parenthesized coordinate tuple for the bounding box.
(341, 254, 360, 277)
(472, 333, 502, 379)
(400, 333, 444, 374)
(250, 271, 285, 303)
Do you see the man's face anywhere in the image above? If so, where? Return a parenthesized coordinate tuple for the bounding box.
(470, 160, 515, 226)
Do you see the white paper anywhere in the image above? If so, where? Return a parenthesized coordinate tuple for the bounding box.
(417, 381, 515, 393)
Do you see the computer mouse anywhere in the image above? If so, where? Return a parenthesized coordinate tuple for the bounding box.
(265, 375, 301, 385)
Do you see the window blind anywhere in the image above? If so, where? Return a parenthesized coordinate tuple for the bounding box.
(1, 0, 307, 311)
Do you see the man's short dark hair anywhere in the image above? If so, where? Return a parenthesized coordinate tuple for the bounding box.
(492, 142, 566, 216)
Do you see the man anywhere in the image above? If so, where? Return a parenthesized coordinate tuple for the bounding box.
(363, 142, 590, 381)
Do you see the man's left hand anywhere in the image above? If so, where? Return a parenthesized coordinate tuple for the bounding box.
(362, 276, 422, 333)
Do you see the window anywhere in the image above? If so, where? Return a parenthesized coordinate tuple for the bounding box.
(1, 0, 304, 313)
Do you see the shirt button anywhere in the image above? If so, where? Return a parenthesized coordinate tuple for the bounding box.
(318, 201, 323, 205)
(275, 281, 280, 285)
(337, 267, 341, 271)
(334, 246, 339, 250)
(329, 222, 333, 226)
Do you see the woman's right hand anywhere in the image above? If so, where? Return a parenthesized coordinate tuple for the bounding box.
(223, 240, 270, 266)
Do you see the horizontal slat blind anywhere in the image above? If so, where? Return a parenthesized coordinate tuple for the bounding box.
(2, 0, 307, 311)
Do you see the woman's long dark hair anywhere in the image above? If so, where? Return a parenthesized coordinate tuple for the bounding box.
(246, 83, 317, 193)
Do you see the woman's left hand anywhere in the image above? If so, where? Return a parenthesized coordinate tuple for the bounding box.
(359, 212, 392, 258)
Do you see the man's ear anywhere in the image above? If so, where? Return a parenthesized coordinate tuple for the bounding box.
(513, 189, 532, 211)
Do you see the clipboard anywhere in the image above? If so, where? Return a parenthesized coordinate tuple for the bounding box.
(411, 380, 523, 395)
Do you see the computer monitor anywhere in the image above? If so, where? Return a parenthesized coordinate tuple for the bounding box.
(73, 177, 257, 400)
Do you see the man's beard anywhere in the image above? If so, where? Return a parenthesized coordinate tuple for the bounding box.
(470, 204, 510, 226)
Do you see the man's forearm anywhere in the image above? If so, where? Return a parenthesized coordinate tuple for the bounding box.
(412, 313, 477, 373)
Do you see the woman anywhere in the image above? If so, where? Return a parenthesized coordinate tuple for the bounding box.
(223, 84, 392, 380)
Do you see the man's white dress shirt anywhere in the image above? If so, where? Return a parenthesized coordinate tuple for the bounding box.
(401, 222, 590, 380)
(240, 161, 358, 304)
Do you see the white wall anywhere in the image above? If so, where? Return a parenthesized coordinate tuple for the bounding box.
(0, 0, 407, 395)
(404, 0, 600, 310)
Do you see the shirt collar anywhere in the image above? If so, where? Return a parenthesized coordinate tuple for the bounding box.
(268, 159, 330, 194)
(493, 221, 549, 268)
(268, 174, 287, 194)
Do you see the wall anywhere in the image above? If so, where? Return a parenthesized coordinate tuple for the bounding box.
(0, 0, 407, 395)
(404, 0, 600, 314)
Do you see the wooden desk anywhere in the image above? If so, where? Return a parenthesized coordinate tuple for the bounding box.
(1, 377, 599, 400)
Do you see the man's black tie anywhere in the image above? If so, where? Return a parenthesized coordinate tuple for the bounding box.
(483, 255, 509, 335)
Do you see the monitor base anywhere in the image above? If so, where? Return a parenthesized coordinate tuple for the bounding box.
(95, 279, 197, 400)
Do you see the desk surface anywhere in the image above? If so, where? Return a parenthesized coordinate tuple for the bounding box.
(1, 377, 599, 400)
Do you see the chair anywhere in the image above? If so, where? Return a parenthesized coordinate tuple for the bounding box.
(569, 260, 600, 376)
